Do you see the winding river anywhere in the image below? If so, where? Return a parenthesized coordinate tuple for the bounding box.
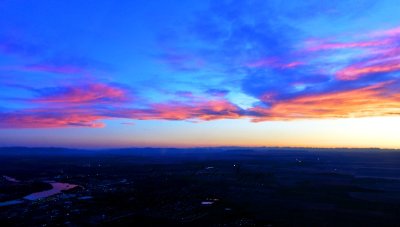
(0, 180, 79, 207)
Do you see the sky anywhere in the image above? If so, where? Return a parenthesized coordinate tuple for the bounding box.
(1, 0, 400, 148)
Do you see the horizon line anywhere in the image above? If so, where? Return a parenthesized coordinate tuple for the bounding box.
(0, 145, 399, 151)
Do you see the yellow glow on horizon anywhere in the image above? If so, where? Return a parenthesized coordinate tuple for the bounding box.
(2, 117, 399, 149)
(108, 117, 400, 149)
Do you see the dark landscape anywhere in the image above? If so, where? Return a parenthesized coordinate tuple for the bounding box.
(1, 147, 400, 226)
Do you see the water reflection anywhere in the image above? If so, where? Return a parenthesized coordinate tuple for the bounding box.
(0, 200, 24, 207)
(24, 182, 78, 201)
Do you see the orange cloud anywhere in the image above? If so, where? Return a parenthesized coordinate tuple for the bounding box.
(337, 61, 400, 80)
(0, 96, 244, 128)
(0, 83, 131, 128)
(124, 99, 243, 121)
(251, 82, 400, 121)
(0, 110, 105, 128)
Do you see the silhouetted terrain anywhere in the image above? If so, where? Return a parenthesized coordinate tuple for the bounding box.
(1, 147, 400, 226)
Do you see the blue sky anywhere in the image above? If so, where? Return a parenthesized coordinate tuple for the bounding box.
(1, 0, 400, 148)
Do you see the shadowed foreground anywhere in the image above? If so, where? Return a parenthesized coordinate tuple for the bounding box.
(1, 147, 400, 226)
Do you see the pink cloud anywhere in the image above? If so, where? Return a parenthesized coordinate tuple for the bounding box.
(0, 110, 105, 128)
(0, 83, 133, 128)
(34, 83, 130, 105)
(117, 99, 243, 121)
(0, 96, 244, 128)
(305, 39, 392, 52)
(298, 26, 400, 81)
(2, 81, 400, 128)
(369, 26, 400, 37)
(337, 61, 400, 80)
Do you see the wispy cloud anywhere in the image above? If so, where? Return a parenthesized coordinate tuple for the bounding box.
(0, 82, 245, 128)
(2, 0, 400, 129)
(0, 82, 132, 128)
(33, 83, 131, 105)
(305, 39, 392, 52)
(337, 61, 400, 80)
(0, 109, 105, 128)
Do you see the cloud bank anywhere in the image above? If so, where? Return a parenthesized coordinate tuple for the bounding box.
(1, 0, 400, 128)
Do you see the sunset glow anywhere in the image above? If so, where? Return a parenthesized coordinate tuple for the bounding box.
(1, 0, 400, 148)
